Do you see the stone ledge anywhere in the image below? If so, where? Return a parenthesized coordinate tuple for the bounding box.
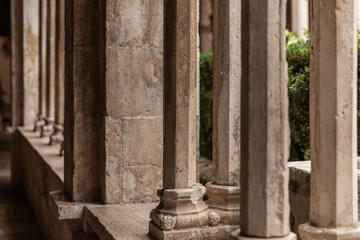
(288, 159, 360, 239)
(19, 127, 64, 182)
(86, 203, 157, 240)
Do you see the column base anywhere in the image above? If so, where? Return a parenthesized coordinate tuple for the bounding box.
(33, 115, 46, 132)
(150, 183, 241, 239)
(149, 220, 238, 240)
(299, 222, 360, 240)
(205, 181, 240, 225)
(230, 229, 296, 240)
(40, 118, 55, 137)
(49, 124, 64, 145)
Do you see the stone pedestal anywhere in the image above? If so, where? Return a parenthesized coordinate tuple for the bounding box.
(231, 230, 297, 240)
(33, 114, 46, 132)
(40, 117, 55, 137)
(49, 124, 64, 145)
(206, 182, 240, 225)
(150, 184, 208, 231)
(299, 223, 360, 240)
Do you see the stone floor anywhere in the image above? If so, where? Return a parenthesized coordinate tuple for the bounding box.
(0, 133, 44, 240)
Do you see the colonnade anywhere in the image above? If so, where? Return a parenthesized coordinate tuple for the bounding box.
(10, 0, 360, 239)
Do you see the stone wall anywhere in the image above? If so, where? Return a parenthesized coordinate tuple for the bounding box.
(12, 128, 71, 240)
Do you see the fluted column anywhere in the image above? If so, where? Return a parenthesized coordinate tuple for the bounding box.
(41, 0, 56, 137)
(299, 1, 360, 239)
(49, 0, 65, 146)
(205, 0, 240, 226)
(291, 0, 309, 39)
(235, 0, 296, 239)
(34, 0, 47, 131)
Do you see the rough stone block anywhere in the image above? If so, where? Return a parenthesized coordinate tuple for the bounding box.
(105, 0, 163, 48)
(105, 47, 163, 117)
(123, 165, 162, 203)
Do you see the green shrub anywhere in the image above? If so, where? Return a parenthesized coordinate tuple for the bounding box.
(199, 52, 213, 160)
(199, 31, 360, 161)
(287, 36, 310, 160)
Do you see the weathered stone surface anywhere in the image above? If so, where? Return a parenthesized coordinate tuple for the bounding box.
(11, 0, 24, 127)
(303, 0, 359, 235)
(212, 0, 241, 187)
(231, 230, 296, 240)
(105, 47, 162, 117)
(14, 128, 70, 240)
(39, 0, 47, 119)
(206, 182, 240, 225)
(105, 0, 162, 48)
(23, 0, 40, 126)
(240, 0, 292, 238)
(65, 0, 163, 204)
(162, 0, 199, 190)
(299, 223, 360, 240)
(288, 161, 310, 239)
(86, 203, 157, 240)
(45, 0, 56, 121)
(55, 0, 65, 126)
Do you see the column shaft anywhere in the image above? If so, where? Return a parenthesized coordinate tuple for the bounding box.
(310, 0, 357, 228)
(39, 0, 47, 118)
(55, 0, 65, 126)
(212, 0, 240, 186)
(291, 0, 309, 39)
(206, 0, 241, 227)
(45, 0, 56, 121)
(11, 0, 23, 127)
(199, 0, 213, 52)
(163, 0, 198, 189)
(240, 0, 294, 238)
(299, 1, 360, 239)
(22, 0, 39, 126)
(64, 0, 103, 202)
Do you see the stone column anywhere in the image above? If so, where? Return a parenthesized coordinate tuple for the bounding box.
(205, 0, 240, 226)
(149, 1, 217, 239)
(200, 0, 213, 52)
(291, 0, 309, 39)
(34, 0, 47, 131)
(50, 0, 65, 146)
(65, 0, 104, 202)
(357, 0, 360, 30)
(11, 0, 23, 127)
(235, 0, 296, 239)
(299, 1, 360, 239)
(65, 0, 163, 204)
(22, 0, 39, 127)
(41, 0, 56, 137)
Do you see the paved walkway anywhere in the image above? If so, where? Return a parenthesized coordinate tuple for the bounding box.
(0, 135, 43, 240)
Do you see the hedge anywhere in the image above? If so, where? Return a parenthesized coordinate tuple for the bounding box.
(199, 31, 360, 161)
